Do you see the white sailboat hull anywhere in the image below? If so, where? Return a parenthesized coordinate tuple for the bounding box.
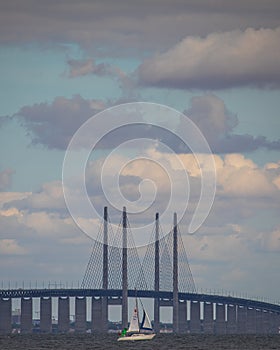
(117, 333, 156, 341)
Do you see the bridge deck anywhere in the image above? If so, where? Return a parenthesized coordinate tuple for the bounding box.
(1, 289, 279, 313)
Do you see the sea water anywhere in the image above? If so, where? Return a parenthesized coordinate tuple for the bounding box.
(0, 334, 280, 350)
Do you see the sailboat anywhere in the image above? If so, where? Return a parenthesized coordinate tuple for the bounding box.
(117, 298, 156, 341)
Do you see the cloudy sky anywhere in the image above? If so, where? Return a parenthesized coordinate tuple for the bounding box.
(1, 0, 280, 311)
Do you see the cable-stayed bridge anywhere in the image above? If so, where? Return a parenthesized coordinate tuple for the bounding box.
(0, 207, 279, 334)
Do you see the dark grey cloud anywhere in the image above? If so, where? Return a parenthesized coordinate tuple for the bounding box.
(1, 1, 280, 54)
(183, 94, 280, 153)
(9, 93, 280, 153)
(13, 95, 106, 149)
(12, 95, 179, 151)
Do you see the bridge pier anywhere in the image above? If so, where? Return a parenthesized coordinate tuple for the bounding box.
(58, 297, 70, 333)
(189, 301, 201, 333)
(237, 305, 247, 334)
(215, 303, 226, 334)
(226, 304, 237, 334)
(270, 311, 278, 333)
(40, 297, 52, 333)
(203, 302, 214, 334)
(246, 307, 256, 333)
(21, 297, 33, 333)
(92, 297, 102, 333)
(262, 309, 270, 333)
(0, 298, 11, 334)
(256, 308, 263, 333)
(75, 297, 86, 333)
(178, 300, 187, 333)
(272, 312, 280, 333)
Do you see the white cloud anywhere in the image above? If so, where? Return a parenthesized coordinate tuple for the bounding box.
(217, 154, 276, 197)
(0, 191, 31, 209)
(0, 150, 279, 297)
(0, 239, 27, 255)
(138, 27, 280, 89)
(123, 150, 280, 198)
(261, 228, 280, 252)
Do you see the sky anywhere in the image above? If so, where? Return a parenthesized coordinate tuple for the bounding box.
(1, 0, 280, 319)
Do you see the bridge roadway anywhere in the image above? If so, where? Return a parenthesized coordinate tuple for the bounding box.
(1, 288, 280, 313)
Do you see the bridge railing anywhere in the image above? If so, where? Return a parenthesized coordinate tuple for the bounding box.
(197, 287, 280, 307)
(0, 281, 81, 290)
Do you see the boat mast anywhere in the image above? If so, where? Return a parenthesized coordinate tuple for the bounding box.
(136, 293, 140, 333)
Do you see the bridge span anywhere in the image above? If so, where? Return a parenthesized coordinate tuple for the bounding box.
(0, 288, 279, 334)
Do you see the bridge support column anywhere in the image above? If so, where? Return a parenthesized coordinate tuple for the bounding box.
(256, 308, 263, 333)
(262, 310, 270, 333)
(172, 213, 179, 333)
(0, 298, 11, 334)
(121, 207, 128, 330)
(154, 212, 160, 333)
(40, 297, 52, 333)
(154, 298, 160, 333)
(58, 297, 69, 333)
(237, 305, 247, 334)
(215, 303, 226, 334)
(226, 304, 237, 334)
(203, 302, 214, 334)
(267, 311, 275, 334)
(178, 300, 187, 333)
(101, 206, 108, 333)
(92, 297, 102, 333)
(189, 301, 201, 333)
(246, 307, 256, 333)
(21, 297, 33, 333)
(272, 312, 280, 334)
(75, 297, 86, 333)
(101, 297, 108, 333)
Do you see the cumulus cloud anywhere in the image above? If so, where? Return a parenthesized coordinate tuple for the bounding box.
(216, 154, 277, 197)
(0, 151, 280, 294)
(0, 239, 27, 255)
(181, 221, 280, 296)
(67, 58, 134, 94)
(0, 192, 30, 209)
(6, 181, 66, 212)
(67, 58, 125, 80)
(11, 93, 280, 153)
(262, 227, 280, 252)
(13, 95, 106, 149)
(183, 94, 280, 153)
(85, 148, 280, 228)
(13, 95, 159, 150)
(67, 59, 109, 78)
(0, 185, 91, 282)
(138, 27, 280, 89)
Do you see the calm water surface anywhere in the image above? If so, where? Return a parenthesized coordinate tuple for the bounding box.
(0, 334, 279, 350)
